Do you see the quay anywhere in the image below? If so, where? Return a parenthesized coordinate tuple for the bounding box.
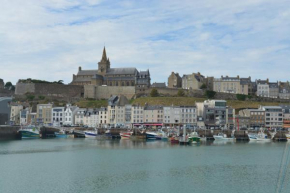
(0, 126, 21, 140)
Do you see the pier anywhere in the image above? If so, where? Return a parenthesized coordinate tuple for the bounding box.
(0, 126, 21, 140)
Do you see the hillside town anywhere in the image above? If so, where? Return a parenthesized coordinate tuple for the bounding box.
(5, 96, 290, 131)
(1, 48, 290, 129)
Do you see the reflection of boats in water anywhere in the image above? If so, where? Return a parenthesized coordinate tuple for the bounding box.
(19, 125, 40, 139)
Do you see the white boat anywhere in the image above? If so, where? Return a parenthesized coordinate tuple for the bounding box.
(286, 133, 290, 140)
(85, 130, 98, 138)
(19, 125, 40, 139)
(213, 132, 235, 141)
(146, 132, 157, 139)
(249, 129, 271, 142)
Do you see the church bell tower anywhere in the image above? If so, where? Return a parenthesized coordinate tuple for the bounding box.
(98, 47, 111, 76)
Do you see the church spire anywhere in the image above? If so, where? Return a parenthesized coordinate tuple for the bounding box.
(101, 47, 107, 62)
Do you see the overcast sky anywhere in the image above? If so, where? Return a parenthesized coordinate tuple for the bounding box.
(1, 0, 290, 85)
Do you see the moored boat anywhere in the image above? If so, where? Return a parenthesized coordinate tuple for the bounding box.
(85, 130, 98, 138)
(249, 130, 271, 142)
(213, 131, 235, 141)
(146, 132, 157, 140)
(120, 132, 132, 139)
(19, 125, 40, 139)
(188, 131, 201, 143)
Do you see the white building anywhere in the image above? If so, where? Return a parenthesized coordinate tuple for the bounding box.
(75, 108, 87, 126)
(83, 109, 99, 128)
(20, 108, 30, 125)
(163, 106, 180, 126)
(261, 106, 283, 128)
(256, 80, 269, 97)
(64, 104, 79, 126)
(52, 107, 65, 127)
(99, 107, 108, 128)
(131, 105, 144, 127)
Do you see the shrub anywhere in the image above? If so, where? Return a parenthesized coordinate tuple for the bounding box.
(205, 90, 216, 99)
(236, 94, 247, 101)
(177, 89, 185, 97)
(38, 96, 45, 100)
(26, 95, 35, 101)
(200, 84, 207, 89)
(150, 88, 159, 97)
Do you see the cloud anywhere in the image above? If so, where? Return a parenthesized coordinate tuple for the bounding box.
(0, 0, 290, 85)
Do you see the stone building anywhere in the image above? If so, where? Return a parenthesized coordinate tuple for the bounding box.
(168, 72, 182, 88)
(269, 82, 279, 98)
(256, 79, 269, 97)
(239, 109, 265, 128)
(182, 72, 205, 90)
(71, 47, 151, 87)
(278, 82, 290, 99)
(213, 76, 249, 95)
(0, 79, 4, 89)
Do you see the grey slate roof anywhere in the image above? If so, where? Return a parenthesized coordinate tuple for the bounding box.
(144, 106, 163, 110)
(269, 82, 278, 88)
(151, 82, 166, 88)
(106, 68, 137, 75)
(92, 74, 104, 80)
(77, 70, 98, 76)
(73, 76, 92, 82)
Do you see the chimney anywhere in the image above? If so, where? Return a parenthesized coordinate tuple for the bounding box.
(237, 75, 240, 79)
(267, 78, 269, 83)
(79, 66, 82, 71)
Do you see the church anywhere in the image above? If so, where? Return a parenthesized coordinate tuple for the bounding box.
(71, 47, 151, 88)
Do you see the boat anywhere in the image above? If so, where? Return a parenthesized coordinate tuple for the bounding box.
(55, 129, 68, 138)
(146, 132, 157, 140)
(169, 136, 179, 144)
(19, 125, 40, 139)
(85, 130, 98, 138)
(120, 132, 132, 139)
(213, 132, 235, 141)
(249, 129, 271, 142)
(286, 133, 290, 140)
(188, 131, 201, 143)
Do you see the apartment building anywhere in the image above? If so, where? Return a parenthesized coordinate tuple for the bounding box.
(63, 104, 79, 126)
(52, 107, 65, 127)
(37, 104, 53, 125)
(213, 76, 249, 95)
(182, 72, 205, 90)
(261, 106, 283, 128)
(143, 106, 163, 127)
(239, 109, 265, 128)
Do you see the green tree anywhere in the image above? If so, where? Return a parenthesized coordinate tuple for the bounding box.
(4, 82, 13, 89)
(205, 90, 216, 99)
(177, 89, 185, 97)
(236, 94, 247, 101)
(200, 84, 207, 89)
(150, 88, 159, 97)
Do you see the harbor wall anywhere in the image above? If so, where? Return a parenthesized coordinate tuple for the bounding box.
(0, 126, 21, 140)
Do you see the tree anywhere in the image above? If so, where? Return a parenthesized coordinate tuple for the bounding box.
(150, 88, 159, 97)
(200, 84, 207, 89)
(177, 89, 185, 97)
(205, 90, 216, 99)
(4, 82, 12, 89)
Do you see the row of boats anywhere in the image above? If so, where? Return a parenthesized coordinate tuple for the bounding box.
(18, 126, 290, 143)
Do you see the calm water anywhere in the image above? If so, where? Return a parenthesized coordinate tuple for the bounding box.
(0, 139, 290, 193)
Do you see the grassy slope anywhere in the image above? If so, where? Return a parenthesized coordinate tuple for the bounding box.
(75, 97, 290, 110)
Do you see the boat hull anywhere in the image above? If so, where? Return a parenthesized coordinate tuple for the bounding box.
(85, 132, 98, 138)
(19, 130, 39, 139)
(146, 133, 157, 140)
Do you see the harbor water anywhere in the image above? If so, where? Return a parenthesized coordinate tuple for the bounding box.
(0, 139, 290, 193)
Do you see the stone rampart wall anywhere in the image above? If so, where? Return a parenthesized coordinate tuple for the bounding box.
(85, 85, 136, 99)
(15, 83, 84, 98)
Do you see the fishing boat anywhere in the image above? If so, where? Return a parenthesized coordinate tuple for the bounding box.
(213, 132, 235, 141)
(55, 129, 67, 138)
(249, 130, 271, 142)
(84, 130, 98, 138)
(169, 136, 179, 144)
(286, 133, 290, 140)
(146, 132, 157, 140)
(188, 131, 201, 143)
(19, 125, 40, 139)
(120, 132, 132, 139)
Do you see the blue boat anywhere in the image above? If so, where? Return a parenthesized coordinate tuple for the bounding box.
(146, 132, 157, 140)
(55, 133, 68, 138)
(19, 126, 40, 139)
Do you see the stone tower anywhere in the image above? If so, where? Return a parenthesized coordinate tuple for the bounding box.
(98, 47, 111, 76)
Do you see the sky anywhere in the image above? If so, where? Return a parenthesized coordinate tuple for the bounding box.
(0, 0, 290, 85)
